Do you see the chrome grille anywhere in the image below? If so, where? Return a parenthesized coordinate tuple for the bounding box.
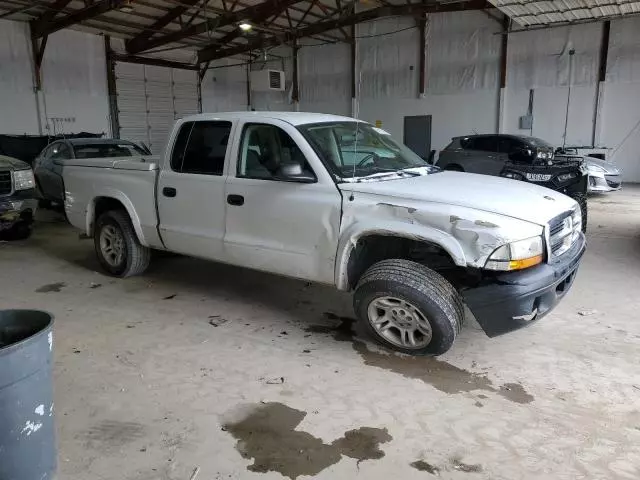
(0, 170, 12, 196)
(549, 208, 581, 258)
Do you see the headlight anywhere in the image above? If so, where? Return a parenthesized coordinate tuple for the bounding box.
(501, 171, 524, 180)
(556, 172, 577, 182)
(485, 236, 544, 271)
(13, 169, 35, 191)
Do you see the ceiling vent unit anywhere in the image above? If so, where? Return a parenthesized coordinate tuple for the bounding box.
(250, 69, 285, 92)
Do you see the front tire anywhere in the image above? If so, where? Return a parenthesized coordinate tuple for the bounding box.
(569, 192, 588, 232)
(94, 210, 151, 277)
(353, 259, 464, 356)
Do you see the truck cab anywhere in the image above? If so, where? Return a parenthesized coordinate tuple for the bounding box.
(63, 112, 586, 356)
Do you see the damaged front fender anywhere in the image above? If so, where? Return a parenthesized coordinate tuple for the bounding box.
(335, 193, 543, 290)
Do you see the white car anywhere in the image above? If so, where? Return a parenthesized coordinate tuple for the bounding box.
(583, 156, 622, 193)
(61, 112, 585, 355)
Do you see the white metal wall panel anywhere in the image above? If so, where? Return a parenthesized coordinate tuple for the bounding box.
(145, 65, 174, 156)
(172, 69, 200, 118)
(115, 62, 200, 155)
(115, 62, 149, 146)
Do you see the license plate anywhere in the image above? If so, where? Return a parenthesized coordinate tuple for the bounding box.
(526, 173, 552, 182)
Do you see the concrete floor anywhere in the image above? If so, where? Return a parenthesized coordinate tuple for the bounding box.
(1, 188, 640, 480)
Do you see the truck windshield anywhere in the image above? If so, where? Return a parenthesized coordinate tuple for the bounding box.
(299, 121, 435, 181)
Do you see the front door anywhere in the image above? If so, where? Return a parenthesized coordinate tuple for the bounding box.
(157, 120, 234, 260)
(223, 120, 341, 284)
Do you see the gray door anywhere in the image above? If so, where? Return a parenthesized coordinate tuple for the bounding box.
(403, 115, 432, 161)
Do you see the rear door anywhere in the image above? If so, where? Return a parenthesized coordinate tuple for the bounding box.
(223, 119, 341, 284)
(157, 120, 234, 260)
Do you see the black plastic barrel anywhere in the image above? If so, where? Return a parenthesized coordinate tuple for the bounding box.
(0, 310, 56, 480)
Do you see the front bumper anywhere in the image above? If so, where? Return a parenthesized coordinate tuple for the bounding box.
(588, 173, 621, 192)
(462, 233, 586, 337)
(0, 189, 38, 231)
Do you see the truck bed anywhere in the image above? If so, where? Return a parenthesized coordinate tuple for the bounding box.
(61, 155, 164, 248)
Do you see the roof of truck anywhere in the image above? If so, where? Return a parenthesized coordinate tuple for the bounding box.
(182, 111, 359, 126)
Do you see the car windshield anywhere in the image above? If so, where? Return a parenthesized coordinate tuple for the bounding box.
(298, 121, 435, 181)
(73, 143, 147, 159)
(521, 136, 554, 148)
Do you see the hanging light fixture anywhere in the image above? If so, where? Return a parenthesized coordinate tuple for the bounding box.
(239, 22, 253, 32)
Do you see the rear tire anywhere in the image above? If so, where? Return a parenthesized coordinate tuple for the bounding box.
(94, 210, 151, 277)
(353, 259, 464, 356)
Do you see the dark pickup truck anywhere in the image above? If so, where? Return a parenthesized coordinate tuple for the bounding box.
(0, 155, 38, 240)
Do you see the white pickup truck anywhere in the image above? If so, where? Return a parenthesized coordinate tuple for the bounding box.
(63, 112, 585, 355)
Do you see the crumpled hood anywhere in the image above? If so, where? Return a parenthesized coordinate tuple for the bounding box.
(0, 154, 30, 170)
(584, 156, 619, 174)
(339, 171, 577, 227)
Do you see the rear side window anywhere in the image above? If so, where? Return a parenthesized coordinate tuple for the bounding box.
(497, 137, 523, 154)
(170, 121, 232, 175)
(469, 137, 498, 152)
(50, 143, 71, 160)
(73, 143, 147, 159)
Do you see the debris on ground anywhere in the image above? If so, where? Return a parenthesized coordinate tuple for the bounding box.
(578, 310, 597, 316)
(208, 315, 229, 327)
(89, 282, 102, 289)
(36, 282, 67, 293)
(451, 457, 482, 473)
(410, 460, 440, 475)
(265, 377, 285, 385)
(189, 466, 200, 480)
(163, 294, 177, 300)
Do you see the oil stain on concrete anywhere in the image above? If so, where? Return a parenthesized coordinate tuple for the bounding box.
(36, 282, 67, 293)
(411, 460, 440, 474)
(223, 402, 391, 479)
(308, 314, 534, 404)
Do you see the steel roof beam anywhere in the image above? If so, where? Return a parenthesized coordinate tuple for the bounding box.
(127, 0, 307, 54)
(198, 0, 489, 62)
(125, 0, 201, 53)
(31, 0, 126, 38)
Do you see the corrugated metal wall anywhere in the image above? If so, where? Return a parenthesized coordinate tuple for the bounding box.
(115, 62, 199, 155)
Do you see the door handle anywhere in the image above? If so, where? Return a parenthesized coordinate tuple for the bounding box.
(163, 187, 177, 197)
(227, 194, 244, 206)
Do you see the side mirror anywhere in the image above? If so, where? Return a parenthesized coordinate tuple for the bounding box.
(275, 163, 316, 183)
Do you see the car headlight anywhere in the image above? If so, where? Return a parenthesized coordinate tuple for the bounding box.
(485, 236, 544, 271)
(556, 172, 577, 182)
(501, 171, 524, 180)
(13, 169, 35, 191)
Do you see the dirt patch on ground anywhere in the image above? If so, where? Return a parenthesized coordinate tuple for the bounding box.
(223, 402, 391, 479)
(309, 314, 534, 404)
(36, 282, 66, 293)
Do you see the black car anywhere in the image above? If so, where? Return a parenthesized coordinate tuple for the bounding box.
(33, 138, 150, 205)
(0, 155, 38, 240)
(437, 134, 588, 230)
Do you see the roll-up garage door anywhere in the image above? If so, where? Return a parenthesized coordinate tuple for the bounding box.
(115, 62, 200, 156)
